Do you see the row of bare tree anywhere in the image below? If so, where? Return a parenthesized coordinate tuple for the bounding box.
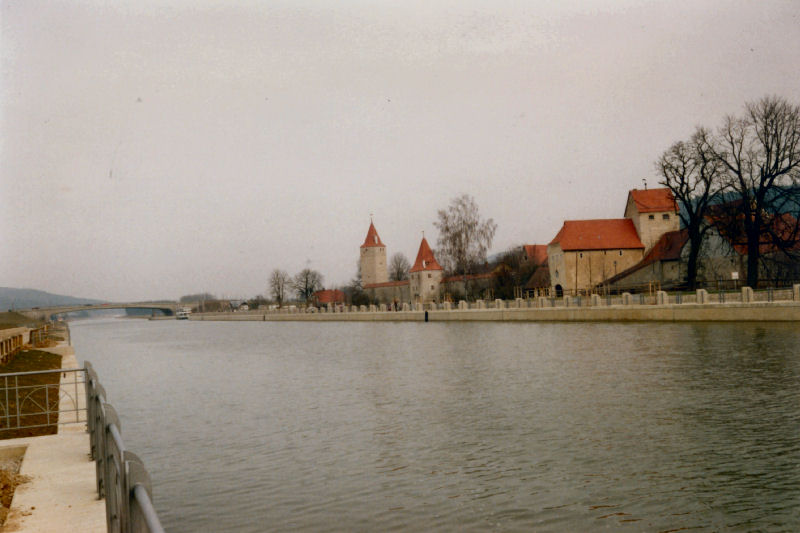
(268, 268, 324, 307)
(658, 95, 800, 288)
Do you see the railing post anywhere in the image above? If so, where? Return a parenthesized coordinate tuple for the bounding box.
(742, 286, 753, 303)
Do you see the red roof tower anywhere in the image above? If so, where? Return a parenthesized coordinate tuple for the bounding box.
(361, 221, 385, 248)
(410, 237, 443, 272)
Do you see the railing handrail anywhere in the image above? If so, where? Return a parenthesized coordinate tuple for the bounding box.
(82, 362, 166, 532)
(0, 367, 85, 378)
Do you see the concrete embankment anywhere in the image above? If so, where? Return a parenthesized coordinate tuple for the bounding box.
(1, 343, 105, 532)
(192, 301, 800, 323)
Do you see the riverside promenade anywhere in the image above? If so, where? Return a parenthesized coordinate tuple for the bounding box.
(1, 343, 105, 532)
(192, 286, 800, 323)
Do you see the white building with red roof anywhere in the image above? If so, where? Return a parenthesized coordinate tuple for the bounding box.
(624, 188, 680, 252)
(409, 236, 444, 303)
(548, 188, 680, 296)
(359, 220, 448, 305)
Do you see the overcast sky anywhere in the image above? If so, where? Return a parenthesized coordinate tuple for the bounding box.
(2, 0, 798, 302)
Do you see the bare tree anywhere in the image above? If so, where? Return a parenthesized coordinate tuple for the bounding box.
(711, 96, 800, 287)
(389, 252, 410, 281)
(268, 269, 290, 308)
(293, 268, 323, 302)
(657, 127, 724, 289)
(342, 261, 370, 306)
(434, 194, 498, 280)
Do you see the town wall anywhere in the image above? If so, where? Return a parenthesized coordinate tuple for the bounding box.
(366, 282, 411, 304)
(192, 299, 800, 323)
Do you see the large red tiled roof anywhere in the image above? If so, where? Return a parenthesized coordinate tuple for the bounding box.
(628, 188, 678, 214)
(410, 237, 443, 272)
(360, 222, 385, 248)
(550, 219, 644, 251)
(523, 244, 548, 265)
(363, 280, 410, 289)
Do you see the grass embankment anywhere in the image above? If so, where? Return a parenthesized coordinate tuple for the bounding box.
(0, 312, 43, 331)
(0, 350, 63, 440)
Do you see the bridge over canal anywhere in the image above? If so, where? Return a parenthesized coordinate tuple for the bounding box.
(18, 302, 180, 320)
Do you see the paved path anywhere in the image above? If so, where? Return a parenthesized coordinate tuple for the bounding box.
(1, 344, 106, 532)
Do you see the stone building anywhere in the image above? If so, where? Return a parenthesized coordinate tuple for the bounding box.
(548, 188, 679, 295)
(409, 237, 444, 303)
(359, 220, 447, 305)
(623, 188, 680, 252)
(359, 221, 388, 286)
(605, 229, 688, 290)
(548, 219, 645, 296)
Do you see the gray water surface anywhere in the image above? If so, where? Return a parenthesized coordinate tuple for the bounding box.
(71, 319, 800, 532)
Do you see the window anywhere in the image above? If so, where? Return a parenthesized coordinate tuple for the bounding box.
(662, 214, 669, 220)
(648, 214, 655, 220)
(619, 250, 623, 256)
(555, 270, 559, 279)
(427, 273, 431, 278)
(430, 285, 435, 290)
(579, 253, 583, 258)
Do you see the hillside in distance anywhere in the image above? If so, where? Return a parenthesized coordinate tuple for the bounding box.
(0, 287, 105, 310)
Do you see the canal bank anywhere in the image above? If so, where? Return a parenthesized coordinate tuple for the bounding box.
(191, 300, 800, 322)
(1, 343, 106, 532)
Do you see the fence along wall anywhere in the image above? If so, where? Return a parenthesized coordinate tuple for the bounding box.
(192, 285, 800, 323)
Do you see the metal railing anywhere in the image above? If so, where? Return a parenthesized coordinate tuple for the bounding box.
(0, 363, 164, 532)
(0, 367, 86, 432)
(85, 362, 165, 533)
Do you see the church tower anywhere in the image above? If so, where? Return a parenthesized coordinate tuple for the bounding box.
(360, 220, 388, 286)
(409, 236, 443, 303)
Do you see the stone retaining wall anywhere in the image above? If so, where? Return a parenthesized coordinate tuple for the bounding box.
(192, 301, 800, 323)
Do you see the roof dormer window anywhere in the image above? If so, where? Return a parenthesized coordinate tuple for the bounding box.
(422, 260, 427, 268)
(374, 235, 378, 244)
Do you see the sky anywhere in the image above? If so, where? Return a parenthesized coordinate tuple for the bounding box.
(2, 0, 799, 302)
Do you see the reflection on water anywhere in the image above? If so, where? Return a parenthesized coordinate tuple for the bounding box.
(71, 320, 800, 532)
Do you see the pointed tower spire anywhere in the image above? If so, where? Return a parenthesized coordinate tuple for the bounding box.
(361, 220, 385, 248)
(410, 236, 442, 272)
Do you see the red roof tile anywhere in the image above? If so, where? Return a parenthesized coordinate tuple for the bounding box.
(706, 206, 800, 255)
(409, 237, 443, 272)
(312, 289, 345, 304)
(523, 244, 548, 265)
(628, 188, 678, 214)
(642, 229, 688, 262)
(550, 219, 644, 251)
(360, 222, 385, 248)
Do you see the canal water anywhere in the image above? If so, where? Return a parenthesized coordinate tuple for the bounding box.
(70, 319, 800, 532)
